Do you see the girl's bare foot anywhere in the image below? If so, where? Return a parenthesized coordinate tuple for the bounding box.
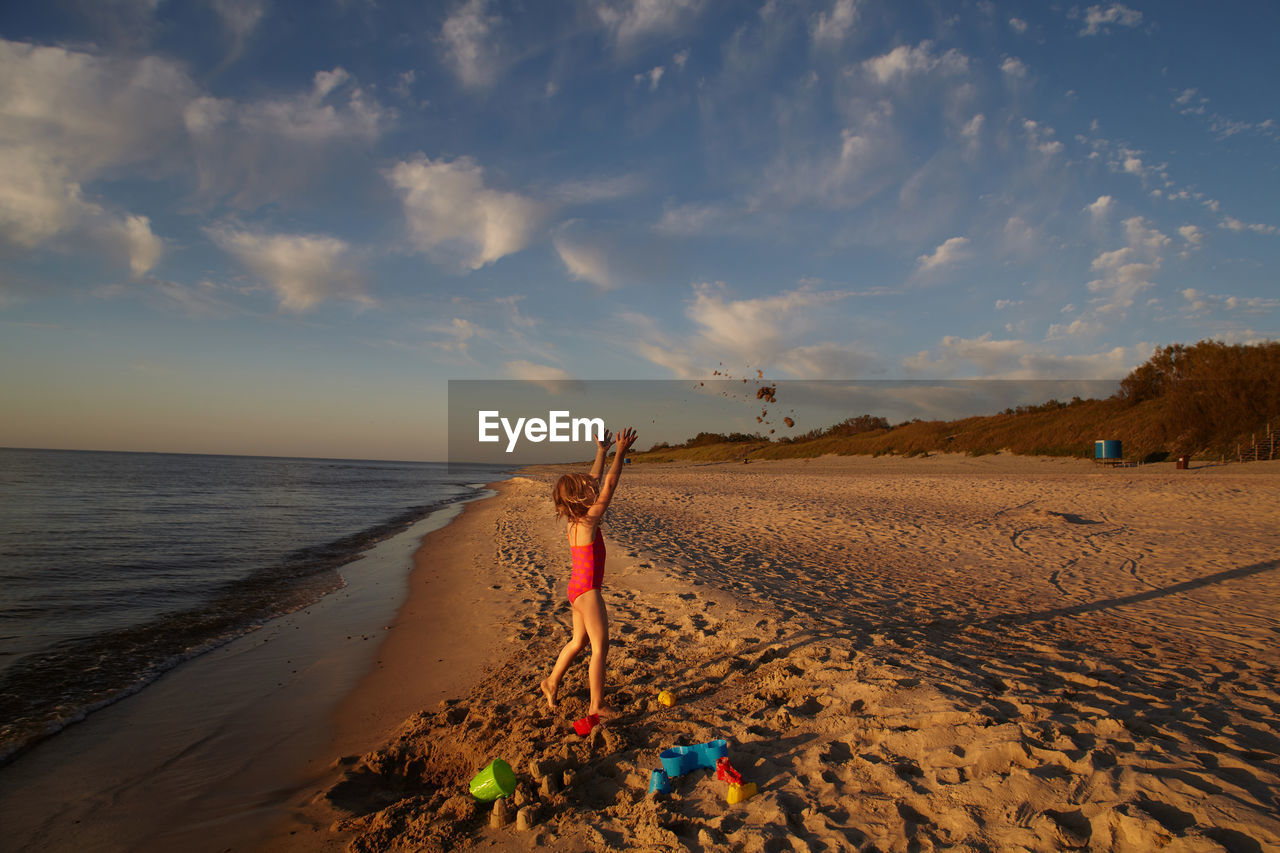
(591, 705, 615, 721)
(540, 678, 557, 709)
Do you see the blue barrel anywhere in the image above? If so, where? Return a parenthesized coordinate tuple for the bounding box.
(1094, 440, 1122, 460)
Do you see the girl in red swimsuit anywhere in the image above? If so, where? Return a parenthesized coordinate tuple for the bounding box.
(541, 426, 638, 734)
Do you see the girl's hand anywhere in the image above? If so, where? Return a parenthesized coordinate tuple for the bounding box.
(597, 429, 615, 452)
(616, 427, 638, 452)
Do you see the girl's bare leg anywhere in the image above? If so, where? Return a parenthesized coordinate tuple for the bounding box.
(542, 604, 587, 708)
(573, 589, 610, 717)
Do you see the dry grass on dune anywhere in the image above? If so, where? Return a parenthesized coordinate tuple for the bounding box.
(639, 341, 1280, 465)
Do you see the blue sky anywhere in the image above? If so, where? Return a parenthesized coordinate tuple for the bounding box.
(1, 0, 1277, 460)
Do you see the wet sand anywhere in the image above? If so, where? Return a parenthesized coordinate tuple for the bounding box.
(264, 480, 524, 850)
(288, 455, 1279, 851)
(0, 502, 481, 852)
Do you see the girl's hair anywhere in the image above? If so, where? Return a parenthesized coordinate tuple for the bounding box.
(553, 473, 599, 522)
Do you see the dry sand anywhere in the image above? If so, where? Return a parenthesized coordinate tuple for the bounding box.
(284, 454, 1280, 852)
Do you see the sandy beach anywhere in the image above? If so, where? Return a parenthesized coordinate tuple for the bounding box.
(281, 454, 1280, 852)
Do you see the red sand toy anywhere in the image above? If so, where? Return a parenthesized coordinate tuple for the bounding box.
(716, 756, 757, 803)
(716, 756, 743, 785)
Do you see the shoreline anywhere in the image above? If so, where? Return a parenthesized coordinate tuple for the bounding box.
(263, 478, 525, 850)
(0, 487, 498, 852)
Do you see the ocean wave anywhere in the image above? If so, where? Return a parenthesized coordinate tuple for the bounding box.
(0, 494, 471, 766)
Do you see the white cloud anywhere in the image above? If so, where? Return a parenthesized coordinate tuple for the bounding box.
(906, 333, 1146, 378)
(958, 113, 984, 157)
(636, 65, 665, 90)
(831, 128, 877, 187)
(1086, 195, 1113, 220)
(505, 360, 573, 382)
(624, 283, 855, 377)
(916, 236, 971, 272)
(439, 0, 502, 88)
(1017, 345, 1146, 379)
(427, 317, 481, 352)
(811, 0, 858, 46)
(618, 310, 700, 377)
(1178, 224, 1203, 247)
(1220, 215, 1280, 236)
(0, 40, 193, 273)
(208, 225, 366, 311)
(554, 234, 616, 290)
(653, 201, 736, 236)
(1172, 88, 1279, 143)
(672, 49, 689, 69)
(550, 174, 645, 205)
(903, 333, 1026, 376)
(1009, 17, 1028, 34)
(775, 342, 875, 378)
(186, 68, 383, 146)
(1086, 216, 1170, 314)
(211, 0, 268, 61)
(387, 155, 542, 269)
(417, 295, 547, 366)
(596, 0, 704, 48)
(1045, 316, 1102, 340)
(1095, 143, 1163, 184)
(1000, 56, 1028, 79)
(185, 67, 389, 206)
(1181, 288, 1279, 317)
(392, 70, 417, 100)
(754, 102, 900, 210)
(121, 215, 163, 278)
(128, 278, 243, 318)
(1078, 4, 1142, 36)
(686, 283, 843, 367)
(864, 41, 969, 84)
(994, 299, 1021, 310)
(1208, 116, 1256, 138)
(1174, 87, 1206, 115)
(1022, 119, 1063, 156)
(999, 216, 1039, 254)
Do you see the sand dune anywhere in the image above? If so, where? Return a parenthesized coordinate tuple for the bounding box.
(305, 455, 1280, 852)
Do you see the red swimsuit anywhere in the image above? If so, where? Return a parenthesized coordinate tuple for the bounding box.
(567, 527, 605, 604)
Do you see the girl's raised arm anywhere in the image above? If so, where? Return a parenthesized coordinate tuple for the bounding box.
(588, 428, 614, 484)
(587, 427, 636, 521)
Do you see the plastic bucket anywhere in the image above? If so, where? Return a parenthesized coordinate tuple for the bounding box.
(660, 739, 728, 777)
(469, 759, 517, 801)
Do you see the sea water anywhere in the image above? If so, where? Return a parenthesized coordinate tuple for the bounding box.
(0, 448, 509, 763)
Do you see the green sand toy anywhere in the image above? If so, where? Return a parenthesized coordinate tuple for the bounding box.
(470, 759, 517, 801)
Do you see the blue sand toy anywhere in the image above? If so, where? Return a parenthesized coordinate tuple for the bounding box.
(648, 769, 670, 794)
(659, 739, 728, 778)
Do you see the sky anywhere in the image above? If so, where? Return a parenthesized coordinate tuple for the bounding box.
(1, 0, 1277, 461)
